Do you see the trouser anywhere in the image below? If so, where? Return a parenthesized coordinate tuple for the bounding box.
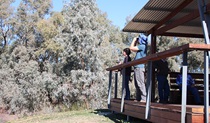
(134, 68, 146, 101)
(157, 75, 170, 102)
(179, 86, 201, 104)
(125, 75, 130, 100)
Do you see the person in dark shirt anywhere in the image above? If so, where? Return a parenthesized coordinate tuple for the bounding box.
(154, 59, 170, 103)
(122, 48, 132, 100)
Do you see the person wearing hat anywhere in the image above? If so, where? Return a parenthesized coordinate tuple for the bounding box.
(130, 34, 147, 102)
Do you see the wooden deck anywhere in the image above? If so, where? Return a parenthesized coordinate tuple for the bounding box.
(110, 98, 208, 123)
(107, 44, 210, 123)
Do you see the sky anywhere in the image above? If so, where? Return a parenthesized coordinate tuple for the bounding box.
(13, 0, 149, 29)
(96, 0, 148, 29)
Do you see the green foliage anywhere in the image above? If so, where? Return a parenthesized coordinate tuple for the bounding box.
(36, 20, 58, 41)
(0, 0, 124, 116)
(0, 46, 62, 115)
(175, 37, 204, 72)
(0, 0, 14, 51)
(53, 0, 120, 110)
(20, 0, 52, 19)
(13, 0, 52, 48)
(59, 0, 120, 72)
(50, 12, 64, 27)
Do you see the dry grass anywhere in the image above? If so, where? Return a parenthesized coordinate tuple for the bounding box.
(8, 110, 110, 123)
(7, 109, 150, 123)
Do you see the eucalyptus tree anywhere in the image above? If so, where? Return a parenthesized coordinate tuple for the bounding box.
(0, 0, 128, 114)
(13, 0, 56, 73)
(0, 0, 65, 115)
(53, 0, 121, 109)
(59, 0, 118, 72)
(35, 12, 64, 73)
(0, 0, 14, 52)
(14, 0, 52, 47)
(0, 44, 64, 115)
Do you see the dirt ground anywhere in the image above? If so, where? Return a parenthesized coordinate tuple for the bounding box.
(0, 113, 18, 123)
(0, 108, 18, 123)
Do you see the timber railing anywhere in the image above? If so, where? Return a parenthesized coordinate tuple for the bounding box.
(107, 43, 210, 72)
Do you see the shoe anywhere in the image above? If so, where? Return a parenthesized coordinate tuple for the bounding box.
(134, 100, 139, 102)
(195, 102, 202, 105)
(163, 100, 169, 104)
(159, 100, 169, 104)
(140, 100, 146, 103)
(124, 97, 130, 100)
(159, 100, 164, 103)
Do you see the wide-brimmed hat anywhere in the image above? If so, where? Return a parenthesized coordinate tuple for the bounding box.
(138, 34, 147, 45)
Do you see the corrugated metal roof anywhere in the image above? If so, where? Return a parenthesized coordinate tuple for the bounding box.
(123, 0, 210, 38)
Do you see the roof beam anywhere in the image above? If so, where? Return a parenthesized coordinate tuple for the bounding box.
(143, 7, 173, 12)
(131, 20, 201, 27)
(143, 6, 193, 13)
(160, 32, 204, 38)
(131, 20, 158, 24)
(155, 9, 199, 35)
(122, 29, 146, 33)
(147, 0, 193, 35)
(132, 19, 201, 27)
(154, 3, 210, 35)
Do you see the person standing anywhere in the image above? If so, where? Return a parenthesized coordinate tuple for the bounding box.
(154, 59, 170, 103)
(129, 34, 147, 102)
(121, 48, 132, 100)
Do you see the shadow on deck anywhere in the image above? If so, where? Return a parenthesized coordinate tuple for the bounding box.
(109, 98, 208, 123)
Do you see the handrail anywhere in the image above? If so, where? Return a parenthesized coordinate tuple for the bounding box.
(106, 43, 210, 71)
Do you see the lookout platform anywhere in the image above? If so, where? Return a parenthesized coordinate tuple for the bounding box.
(110, 98, 208, 123)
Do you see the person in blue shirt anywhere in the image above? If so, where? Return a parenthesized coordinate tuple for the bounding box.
(176, 67, 201, 104)
(130, 34, 147, 102)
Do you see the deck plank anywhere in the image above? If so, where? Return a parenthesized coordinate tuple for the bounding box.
(110, 98, 208, 123)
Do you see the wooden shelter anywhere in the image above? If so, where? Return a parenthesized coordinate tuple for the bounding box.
(106, 0, 210, 123)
